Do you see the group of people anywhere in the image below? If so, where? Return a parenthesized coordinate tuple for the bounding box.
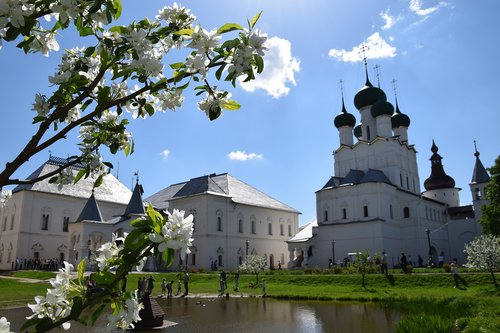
(140, 272, 190, 298)
(13, 257, 61, 271)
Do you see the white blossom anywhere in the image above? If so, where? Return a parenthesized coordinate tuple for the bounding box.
(29, 29, 60, 57)
(0, 0, 34, 29)
(198, 90, 231, 118)
(107, 290, 143, 331)
(65, 104, 81, 123)
(55, 168, 75, 190)
(157, 89, 184, 111)
(32, 93, 51, 117)
(0, 316, 12, 333)
(95, 233, 124, 270)
(149, 209, 194, 258)
(187, 25, 220, 55)
(156, 3, 196, 29)
(0, 190, 11, 208)
(185, 53, 208, 79)
(50, 0, 80, 25)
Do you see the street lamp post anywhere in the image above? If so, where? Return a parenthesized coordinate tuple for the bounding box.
(425, 228, 432, 260)
(332, 240, 335, 266)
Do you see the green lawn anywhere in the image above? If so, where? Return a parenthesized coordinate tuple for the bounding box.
(1, 270, 498, 332)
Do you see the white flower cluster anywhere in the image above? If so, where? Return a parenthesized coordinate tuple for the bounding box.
(0, 316, 12, 333)
(0, 189, 12, 208)
(49, 47, 101, 86)
(54, 168, 74, 190)
(27, 261, 76, 330)
(125, 29, 164, 77)
(107, 290, 143, 331)
(187, 25, 221, 55)
(156, 2, 196, 30)
(0, 0, 33, 50)
(228, 30, 267, 77)
(149, 209, 194, 258)
(95, 233, 125, 270)
(29, 28, 60, 57)
(32, 93, 51, 117)
(198, 90, 231, 118)
(49, 0, 81, 25)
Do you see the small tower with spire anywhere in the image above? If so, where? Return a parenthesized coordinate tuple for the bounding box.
(422, 141, 460, 206)
(391, 80, 411, 142)
(469, 141, 490, 219)
(334, 80, 356, 146)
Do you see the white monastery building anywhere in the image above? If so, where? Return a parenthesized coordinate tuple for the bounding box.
(287, 65, 490, 268)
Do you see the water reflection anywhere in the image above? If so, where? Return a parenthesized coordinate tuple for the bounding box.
(0, 298, 400, 333)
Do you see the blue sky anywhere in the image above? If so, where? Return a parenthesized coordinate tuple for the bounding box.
(1, 0, 499, 225)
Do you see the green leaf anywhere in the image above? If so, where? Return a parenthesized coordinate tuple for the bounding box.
(215, 63, 226, 80)
(20, 317, 40, 331)
(92, 271, 116, 288)
(91, 304, 107, 325)
(217, 23, 244, 34)
(174, 28, 194, 36)
(170, 62, 185, 70)
(255, 55, 264, 74)
(48, 176, 59, 184)
(124, 229, 146, 250)
(94, 174, 104, 188)
(71, 296, 84, 318)
(144, 103, 155, 116)
(84, 46, 96, 57)
(77, 260, 86, 283)
(109, 25, 127, 34)
(79, 27, 94, 37)
(250, 11, 263, 29)
(112, 0, 122, 19)
(163, 248, 175, 268)
(222, 100, 241, 111)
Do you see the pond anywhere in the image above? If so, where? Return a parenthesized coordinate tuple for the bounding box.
(0, 297, 401, 332)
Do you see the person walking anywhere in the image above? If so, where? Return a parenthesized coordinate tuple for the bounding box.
(400, 252, 408, 273)
(141, 277, 147, 297)
(147, 275, 155, 295)
(184, 272, 190, 296)
(381, 251, 388, 275)
(176, 279, 182, 296)
(161, 278, 167, 297)
(137, 276, 143, 297)
(262, 278, 267, 297)
(167, 280, 173, 297)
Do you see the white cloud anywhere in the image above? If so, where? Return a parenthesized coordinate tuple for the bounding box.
(380, 10, 400, 30)
(239, 36, 300, 99)
(160, 149, 170, 160)
(409, 0, 449, 16)
(328, 32, 396, 63)
(227, 150, 263, 161)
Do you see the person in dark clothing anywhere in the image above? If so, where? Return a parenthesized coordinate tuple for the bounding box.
(400, 252, 408, 273)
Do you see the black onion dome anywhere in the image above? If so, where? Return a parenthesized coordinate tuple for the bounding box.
(334, 100, 356, 128)
(370, 100, 394, 118)
(423, 141, 456, 190)
(353, 123, 362, 138)
(391, 103, 410, 128)
(354, 78, 387, 110)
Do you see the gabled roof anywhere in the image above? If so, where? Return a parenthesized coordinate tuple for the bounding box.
(340, 169, 365, 185)
(76, 192, 103, 222)
(288, 220, 317, 243)
(146, 173, 300, 213)
(13, 157, 132, 205)
(319, 168, 393, 192)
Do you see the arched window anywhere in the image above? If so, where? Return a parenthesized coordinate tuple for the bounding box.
(216, 209, 223, 232)
(324, 210, 328, 222)
(238, 219, 243, 233)
(363, 205, 369, 217)
(251, 220, 256, 234)
(41, 214, 49, 230)
(288, 224, 292, 236)
(268, 222, 272, 235)
(366, 125, 371, 140)
(403, 207, 410, 218)
(62, 216, 69, 232)
(280, 224, 284, 236)
(475, 188, 482, 200)
(342, 208, 347, 219)
(390, 205, 394, 219)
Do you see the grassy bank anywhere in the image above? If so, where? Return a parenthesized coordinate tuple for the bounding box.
(1, 270, 498, 332)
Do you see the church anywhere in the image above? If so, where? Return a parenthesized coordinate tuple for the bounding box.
(287, 64, 490, 268)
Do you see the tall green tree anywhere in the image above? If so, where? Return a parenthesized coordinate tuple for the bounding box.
(480, 155, 500, 236)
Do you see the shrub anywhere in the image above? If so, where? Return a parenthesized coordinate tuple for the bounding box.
(442, 263, 451, 273)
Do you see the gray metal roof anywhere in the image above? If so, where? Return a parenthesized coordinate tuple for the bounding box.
(124, 182, 146, 216)
(471, 154, 490, 184)
(76, 192, 104, 222)
(320, 168, 393, 191)
(146, 173, 300, 213)
(12, 158, 132, 204)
